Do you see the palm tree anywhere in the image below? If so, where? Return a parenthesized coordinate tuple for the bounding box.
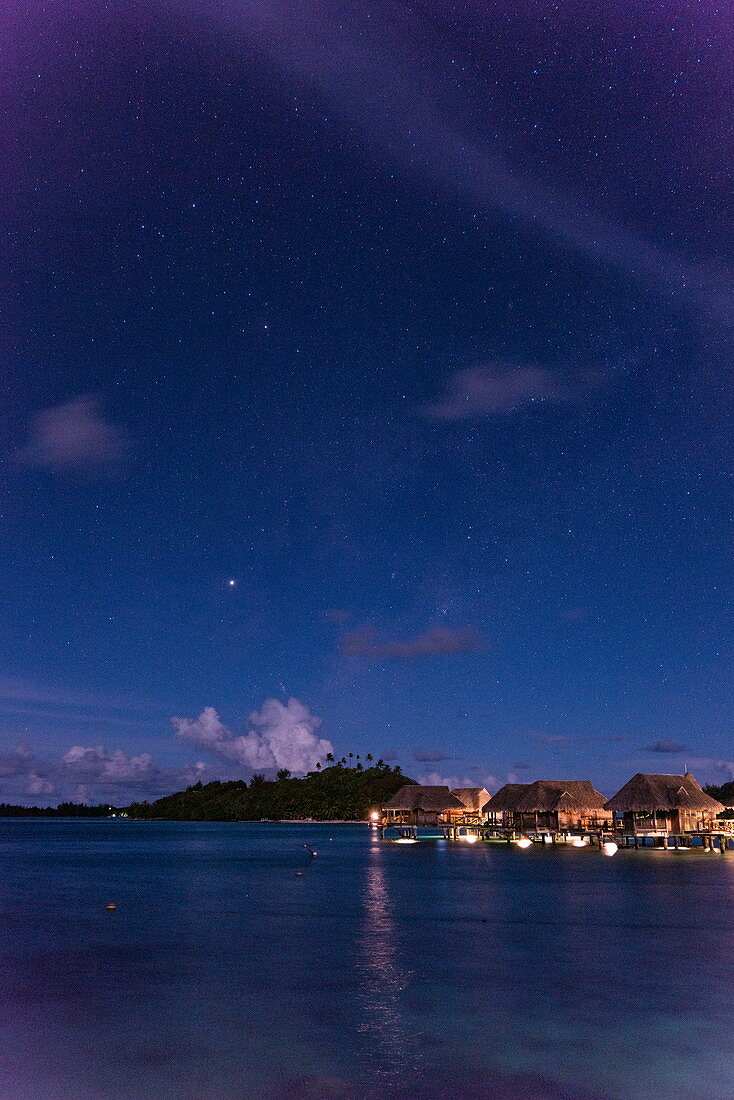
(326, 752, 334, 765)
(316, 761, 321, 770)
(366, 753, 373, 765)
(348, 752, 354, 766)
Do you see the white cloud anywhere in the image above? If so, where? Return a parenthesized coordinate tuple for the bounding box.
(0, 740, 215, 805)
(419, 770, 503, 794)
(26, 773, 55, 796)
(422, 363, 606, 420)
(63, 744, 157, 783)
(172, 697, 333, 775)
(16, 395, 129, 471)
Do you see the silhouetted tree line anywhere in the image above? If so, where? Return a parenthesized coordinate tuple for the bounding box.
(127, 761, 412, 821)
(0, 802, 119, 817)
(704, 780, 734, 817)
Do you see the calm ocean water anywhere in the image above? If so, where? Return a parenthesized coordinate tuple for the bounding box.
(0, 820, 733, 1100)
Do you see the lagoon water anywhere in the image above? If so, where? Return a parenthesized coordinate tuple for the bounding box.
(1, 820, 733, 1099)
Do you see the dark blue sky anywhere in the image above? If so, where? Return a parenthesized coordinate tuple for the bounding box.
(3, 1, 733, 804)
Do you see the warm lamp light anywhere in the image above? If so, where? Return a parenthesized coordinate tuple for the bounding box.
(515, 837, 532, 849)
(602, 841, 618, 856)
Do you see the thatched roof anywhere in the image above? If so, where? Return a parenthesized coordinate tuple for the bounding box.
(383, 785, 465, 812)
(604, 772, 724, 813)
(487, 783, 527, 810)
(451, 787, 491, 813)
(487, 780, 608, 812)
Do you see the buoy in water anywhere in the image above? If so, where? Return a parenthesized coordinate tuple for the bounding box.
(105, 903, 117, 910)
(296, 871, 303, 876)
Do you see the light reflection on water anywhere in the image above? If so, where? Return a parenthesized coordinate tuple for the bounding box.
(0, 821, 733, 1099)
(356, 843, 420, 1090)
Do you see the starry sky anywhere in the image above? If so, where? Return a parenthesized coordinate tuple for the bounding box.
(3, 1, 733, 805)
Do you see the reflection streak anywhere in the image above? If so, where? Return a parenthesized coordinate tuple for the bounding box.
(356, 845, 419, 1090)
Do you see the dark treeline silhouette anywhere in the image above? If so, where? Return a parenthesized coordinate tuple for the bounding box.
(128, 761, 411, 821)
(0, 802, 120, 818)
(705, 780, 734, 816)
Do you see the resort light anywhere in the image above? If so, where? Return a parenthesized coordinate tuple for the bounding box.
(601, 841, 618, 856)
(515, 837, 532, 849)
(460, 833, 479, 843)
(571, 838, 588, 848)
(395, 837, 418, 844)
(370, 811, 379, 822)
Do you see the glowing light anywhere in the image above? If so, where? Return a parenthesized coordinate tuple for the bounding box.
(370, 811, 380, 822)
(395, 837, 418, 844)
(227, 579, 237, 587)
(460, 833, 479, 843)
(571, 838, 588, 848)
(515, 837, 532, 849)
(602, 841, 618, 856)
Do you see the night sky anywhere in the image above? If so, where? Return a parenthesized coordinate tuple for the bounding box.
(3, 1, 733, 805)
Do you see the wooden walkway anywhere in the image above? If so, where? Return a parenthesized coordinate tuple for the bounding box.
(377, 821, 734, 851)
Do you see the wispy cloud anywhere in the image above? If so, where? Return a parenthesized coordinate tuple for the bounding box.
(16, 395, 129, 471)
(537, 733, 572, 746)
(0, 743, 35, 779)
(214, 2, 734, 326)
(645, 738, 689, 754)
(172, 698, 333, 775)
(422, 363, 606, 421)
(340, 626, 482, 659)
(412, 748, 451, 763)
(685, 758, 734, 783)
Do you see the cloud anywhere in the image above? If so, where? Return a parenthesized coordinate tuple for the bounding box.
(16, 395, 129, 470)
(537, 733, 572, 745)
(213, 3, 734, 325)
(0, 743, 36, 778)
(412, 748, 451, 763)
(418, 771, 473, 789)
(419, 769, 501, 793)
(423, 363, 606, 420)
(645, 739, 689, 754)
(26, 774, 56, 796)
(340, 626, 482, 659)
(0, 740, 213, 805)
(172, 698, 333, 776)
(674, 758, 734, 785)
(62, 744, 159, 783)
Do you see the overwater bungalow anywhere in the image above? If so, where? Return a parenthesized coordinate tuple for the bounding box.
(486, 780, 611, 835)
(604, 772, 725, 837)
(449, 788, 491, 825)
(484, 784, 527, 829)
(382, 785, 465, 826)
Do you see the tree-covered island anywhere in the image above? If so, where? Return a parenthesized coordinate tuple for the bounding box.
(128, 759, 413, 821)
